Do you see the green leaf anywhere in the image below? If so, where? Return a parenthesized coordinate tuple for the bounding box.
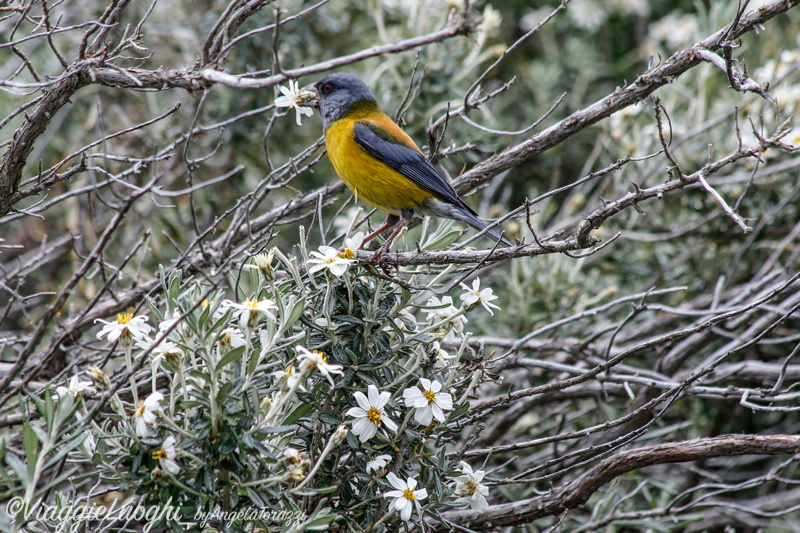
(242, 433, 277, 459)
(335, 315, 364, 326)
(302, 511, 337, 531)
(5, 452, 28, 487)
(447, 403, 470, 422)
(43, 433, 88, 470)
(244, 487, 267, 507)
(283, 403, 313, 425)
(282, 297, 305, 330)
(22, 423, 38, 479)
(317, 413, 341, 426)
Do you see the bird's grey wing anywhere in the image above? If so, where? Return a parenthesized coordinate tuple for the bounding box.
(352, 121, 475, 214)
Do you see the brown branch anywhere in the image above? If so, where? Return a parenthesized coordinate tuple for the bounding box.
(199, 13, 479, 89)
(0, 69, 87, 216)
(436, 434, 800, 531)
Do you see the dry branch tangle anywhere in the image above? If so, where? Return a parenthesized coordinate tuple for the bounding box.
(436, 434, 800, 530)
(1, 0, 798, 221)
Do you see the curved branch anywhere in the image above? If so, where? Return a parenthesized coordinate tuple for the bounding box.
(436, 434, 800, 530)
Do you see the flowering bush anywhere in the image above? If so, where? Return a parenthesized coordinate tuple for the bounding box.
(16, 239, 495, 531)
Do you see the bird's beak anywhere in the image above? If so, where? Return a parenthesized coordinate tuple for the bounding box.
(301, 82, 320, 108)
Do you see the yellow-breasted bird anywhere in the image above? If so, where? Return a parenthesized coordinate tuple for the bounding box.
(308, 73, 511, 262)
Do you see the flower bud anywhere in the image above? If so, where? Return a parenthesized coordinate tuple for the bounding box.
(86, 366, 111, 389)
(331, 425, 348, 446)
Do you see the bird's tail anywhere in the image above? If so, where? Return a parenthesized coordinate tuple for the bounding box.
(459, 211, 513, 248)
(425, 199, 512, 247)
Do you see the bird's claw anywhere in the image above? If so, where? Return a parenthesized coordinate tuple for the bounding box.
(369, 244, 392, 274)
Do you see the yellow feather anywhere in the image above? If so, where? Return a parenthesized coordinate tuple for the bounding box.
(325, 115, 433, 215)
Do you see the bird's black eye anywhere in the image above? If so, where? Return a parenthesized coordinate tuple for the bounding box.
(323, 84, 333, 94)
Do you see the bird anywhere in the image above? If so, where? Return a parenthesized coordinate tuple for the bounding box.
(307, 73, 511, 265)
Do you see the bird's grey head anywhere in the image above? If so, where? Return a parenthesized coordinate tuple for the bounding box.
(314, 73, 379, 132)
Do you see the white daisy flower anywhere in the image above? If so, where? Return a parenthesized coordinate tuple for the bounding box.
(307, 246, 355, 277)
(272, 365, 303, 390)
(366, 454, 392, 475)
(346, 384, 398, 442)
(216, 326, 246, 358)
(402, 378, 453, 426)
(283, 447, 303, 465)
(274, 80, 315, 125)
(95, 313, 152, 345)
(384, 472, 428, 521)
(152, 436, 180, 475)
(138, 338, 184, 365)
(133, 391, 163, 437)
(453, 461, 490, 511)
(459, 278, 501, 315)
(425, 296, 467, 342)
(431, 341, 456, 368)
(341, 232, 364, 259)
(223, 298, 277, 328)
(155, 309, 194, 341)
(56, 375, 96, 400)
(297, 347, 344, 387)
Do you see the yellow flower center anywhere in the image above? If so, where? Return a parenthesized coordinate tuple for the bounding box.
(134, 401, 145, 417)
(312, 350, 327, 363)
(338, 249, 356, 260)
(403, 488, 416, 501)
(152, 449, 168, 460)
(117, 313, 133, 324)
(246, 299, 259, 308)
(367, 407, 382, 425)
(202, 298, 214, 308)
(423, 389, 437, 404)
(460, 480, 478, 496)
(326, 257, 336, 263)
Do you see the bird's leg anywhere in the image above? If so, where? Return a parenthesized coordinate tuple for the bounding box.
(362, 214, 399, 247)
(370, 211, 413, 270)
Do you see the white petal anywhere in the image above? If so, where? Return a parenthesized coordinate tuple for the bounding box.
(375, 390, 391, 409)
(394, 497, 409, 512)
(161, 458, 181, 474)
(382, 416, 398, 433)
(414, 407, 433, 426)
(436, 393, 453, 411)
(135, 418, 148, 437)
(385, 472, 405, 491)
(353, 391, 371, 411)
(367, 384, 380, 406)
(329, 262, 348, 277)
(358, 421, 377, 442)
(400, 502, 412, 521)
(431, 403, 446, 422)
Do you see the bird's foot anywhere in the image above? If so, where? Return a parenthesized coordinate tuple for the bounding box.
(369, 242, 393, 274)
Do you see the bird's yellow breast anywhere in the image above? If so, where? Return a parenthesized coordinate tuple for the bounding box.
(325, 116, 432, 215)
